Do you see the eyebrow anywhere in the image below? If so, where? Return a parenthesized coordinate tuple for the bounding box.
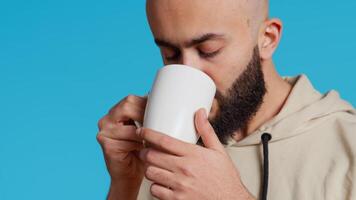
(154, 33, 225, 49)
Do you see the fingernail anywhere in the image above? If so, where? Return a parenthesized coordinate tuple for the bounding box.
(136, 128, 142, 135)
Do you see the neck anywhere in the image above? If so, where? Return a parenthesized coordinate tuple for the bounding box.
(232, 60, 292, 141)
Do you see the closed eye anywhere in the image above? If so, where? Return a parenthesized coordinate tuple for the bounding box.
(198, 49, 221, 58)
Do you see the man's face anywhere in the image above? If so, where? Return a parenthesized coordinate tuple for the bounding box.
(146, 0, 266, 144)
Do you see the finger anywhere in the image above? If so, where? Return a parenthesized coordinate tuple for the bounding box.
(136, 128, 194, 157)
(145, 165, 176, 189)
(98, 113, 137, 131)
(150, 182, 174, 200)
(112, 95, 148, 111)
(139, 148, 180, 171)
(98, 115, 114, 130)
(109, 95, 147, 122)
(96, 133, 144, 152)
(110, 103, 146, 124)
(195, 108, 225, 152)
(99, 126, 142, 142)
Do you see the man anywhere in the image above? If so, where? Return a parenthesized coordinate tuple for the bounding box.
(97, 0, 356, 199)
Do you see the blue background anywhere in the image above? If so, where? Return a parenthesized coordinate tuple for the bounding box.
(0, 0, 355, 199)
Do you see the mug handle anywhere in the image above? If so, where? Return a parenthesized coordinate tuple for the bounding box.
(134, 120, 142, 128)
(134, 92, 149, 147)
(134, 91, 149, 128)
(135, 120, 148, 148)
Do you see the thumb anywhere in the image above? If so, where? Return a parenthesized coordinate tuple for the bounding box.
(195, 108, 225, 152)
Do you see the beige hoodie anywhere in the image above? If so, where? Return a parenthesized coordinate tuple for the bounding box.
(137, 75, 356, 200)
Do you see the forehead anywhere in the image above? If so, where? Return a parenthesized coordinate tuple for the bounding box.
(146, 0, 250, 42)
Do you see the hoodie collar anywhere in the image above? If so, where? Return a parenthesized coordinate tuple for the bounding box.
(225, 74, 355, 147)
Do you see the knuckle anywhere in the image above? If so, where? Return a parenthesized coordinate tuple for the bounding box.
(96, 133, 102, 143)
(145, 165, 157, 179)
(120, 101, 131, 115)
(145, 149, 154, 161)
(175, 180, 187, 191)
(175, 179, 192, 195)
(96, 132, 109, 145)
(110, 100, 128, 115)
(157, 136, 170, 149)
(179, 165, 194, 177)
(125, 94, 136, 103)
(150, 183, 158, 196)
(140, 128, 148, 139)
(97, 117, 106, 130)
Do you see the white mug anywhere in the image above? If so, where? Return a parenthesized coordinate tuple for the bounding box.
(135, 64, 216, 144)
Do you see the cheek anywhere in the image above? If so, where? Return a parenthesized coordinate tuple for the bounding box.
(203, 62, 240, 96)
(201, 44, 252, 115)
(206, 47, 252, 95)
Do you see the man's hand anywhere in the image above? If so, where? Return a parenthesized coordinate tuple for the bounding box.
(136, 108, 255, 200)
(96, 95, 147, 200)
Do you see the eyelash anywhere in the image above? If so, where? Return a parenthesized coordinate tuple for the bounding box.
(199, 50, 220, 58)
(165, 49, 220, 61)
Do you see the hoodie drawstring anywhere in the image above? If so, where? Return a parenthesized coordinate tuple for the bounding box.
(261, 133, 272, 200)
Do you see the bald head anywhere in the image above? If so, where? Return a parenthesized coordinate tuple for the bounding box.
(146, 0, 269, 40)
(245, 0, 269, 32)
(145, 0, 275, 88)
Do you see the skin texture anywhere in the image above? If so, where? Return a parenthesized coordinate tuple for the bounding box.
(97, 95, 147, 200)
(136, 109, 255, 199)
(97, 0, 292, 199)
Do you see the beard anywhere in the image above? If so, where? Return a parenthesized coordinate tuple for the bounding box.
(199, 46, 266, 145)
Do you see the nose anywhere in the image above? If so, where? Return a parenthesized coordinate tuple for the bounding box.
(180, 51, 203, 71)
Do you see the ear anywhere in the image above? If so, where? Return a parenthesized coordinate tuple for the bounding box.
(258, 18, 283, 60)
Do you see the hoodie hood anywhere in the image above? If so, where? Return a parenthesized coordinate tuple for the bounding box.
(226, 74, 356, 147)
